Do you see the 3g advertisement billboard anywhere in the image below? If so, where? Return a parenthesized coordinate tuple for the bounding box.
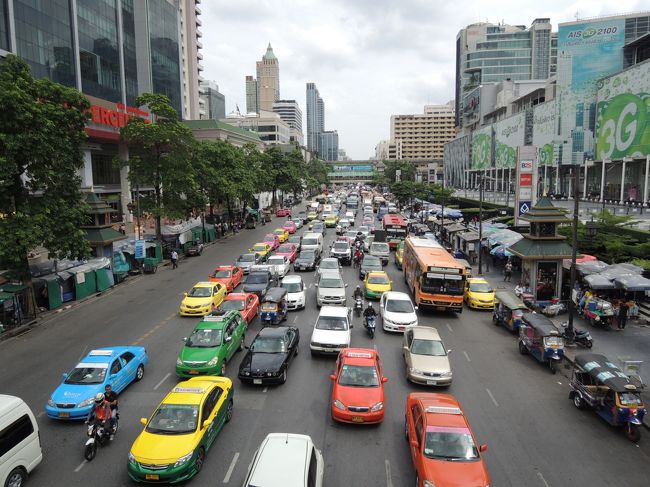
(494, 112, 525, 168)
(471, 125, 492, 170)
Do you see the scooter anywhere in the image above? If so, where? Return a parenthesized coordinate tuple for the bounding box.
(559, 322, 593, 348)
(365, 315, 376, 339)
(84, 415, 118, 461)
(354, 297, 363, 317)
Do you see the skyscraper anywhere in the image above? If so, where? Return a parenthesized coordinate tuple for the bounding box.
(319, 131, 339, 161)
(179, 0, 204, 120)
(272, 100, 304, 145)
(256, 43, 280, 112)
(306, 82, 324, 152)
(200, 80, 226, 120)
(245, 75, 258, 114)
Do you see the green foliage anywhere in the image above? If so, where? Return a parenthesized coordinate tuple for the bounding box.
(426, 183, 454, 204)
(631, 259, 650, 272)
(261, 146, 307, 206)
(304, 158, 329, 191)
(0, 55, 91, 280)
(370, 172, 389, 188)
(383, 160, 416, 183)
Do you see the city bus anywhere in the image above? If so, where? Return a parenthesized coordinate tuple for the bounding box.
(402, 236, 465, 312)
(382, 214, 408, 249)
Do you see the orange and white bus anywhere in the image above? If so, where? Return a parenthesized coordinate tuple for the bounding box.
(402, 236, 465, 312)
(382, 214, 408, 249)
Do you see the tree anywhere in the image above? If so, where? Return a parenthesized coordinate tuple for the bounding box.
(370, 172, 389, 188)
(119, 93, 196, 240)
(0, 55, 91, 312)
(383, 160, 416, 183)
(304, 158, 329, 193)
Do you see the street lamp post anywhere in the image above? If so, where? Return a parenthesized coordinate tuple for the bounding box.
(478, 172, 484, 276)
(566, 166, 580, 341)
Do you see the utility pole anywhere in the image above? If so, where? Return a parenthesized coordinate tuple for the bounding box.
(566, 166, 580, 342)
(478, 172, 484, 275)
(440, 175, 445, 243)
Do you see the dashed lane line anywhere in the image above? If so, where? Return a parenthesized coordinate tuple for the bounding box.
(463, 351, 471, 362)
(385, 459, 393, 487)
(132, 312, 176, 345)
(74, 461, 87, 473)
(537, 471, 551, 487)
(446, 323, 453, 332)
(154, 372, 171, 390)
(223, 452, 240, 483)
(486, 388, 499, 407)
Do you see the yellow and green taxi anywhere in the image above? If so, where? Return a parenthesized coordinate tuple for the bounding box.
(324, 213, 338, 227)
(273, 228, 289, 243)
(364, 271, 393, 299)
(395, 241, 405, 269)
(307, 211, 318, 221)
(249, 242, 272, 261)
(179, 282, 227, 316)
(176, 311, 247, 378)
(464, 277, 496, 309)
(128, 376, 234, 483)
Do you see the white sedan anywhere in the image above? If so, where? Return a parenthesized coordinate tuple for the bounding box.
(379, 291, 418, 332)
(281, 274, 306, 310)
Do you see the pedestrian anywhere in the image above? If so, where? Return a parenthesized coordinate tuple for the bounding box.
(119, 222, 126, 235)
(618, 301, 628, 330)
(481, 242, 490, 272)
(504, 260, 513, 282)
(171, 249, 178, 269)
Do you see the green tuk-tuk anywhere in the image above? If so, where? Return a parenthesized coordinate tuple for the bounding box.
(493, 290, 528, 332)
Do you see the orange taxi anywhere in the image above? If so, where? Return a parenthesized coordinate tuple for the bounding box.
(405, 393, 490, 487)
(214, 292, 259, 324)
(330, 348, 387, 424)
(209, 265, 243, 292)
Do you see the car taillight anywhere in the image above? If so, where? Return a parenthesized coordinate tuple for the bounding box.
(38, 431, 41, 448)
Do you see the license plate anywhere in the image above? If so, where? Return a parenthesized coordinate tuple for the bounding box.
(189, 370, 199, 375)
(253, 379, 263, 384)
(351, 416, 364, 423)
(58, 412, 70, 418)
(145, 474, 160, 480)
(426, 380, 437, 385)
(398, 326, 404, 330)
(436, 306, 445, 311)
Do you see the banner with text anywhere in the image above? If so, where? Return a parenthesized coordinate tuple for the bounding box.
(471, 125, 492, 170)
(494, 112, 526, 168)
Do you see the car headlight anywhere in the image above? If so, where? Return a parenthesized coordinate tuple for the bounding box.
(176, 357, 183, 366)
(409, 368, 423, 375)
(333, 399, 346, 410)
(47, 398, 55, 407)
(423, 481, 436, 487)
(78, 397, 95, 408)
(128, 452, 137, 464)
(440, 371, 453, 377)
(371, 402, 384, 412)
(174, 451, 194, 467)
(207, 356, 219, 366)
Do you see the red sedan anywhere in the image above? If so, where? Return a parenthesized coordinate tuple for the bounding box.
(275, 243, 298, 263)
(276, 207, 292, 217)
(209, 265, 243, 292)
(282, 220, 297, 234)
(215, 292, 259, 324)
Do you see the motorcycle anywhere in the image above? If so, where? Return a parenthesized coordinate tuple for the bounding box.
(354, 297, 363, 317)
(559, 322, 593, 348)
(364, 315, 376, 339)
(84, 415, 118, 461)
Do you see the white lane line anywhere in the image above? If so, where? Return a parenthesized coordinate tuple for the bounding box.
(292, 315, 297, 323)
(154, 372, 171, 390)
(486, 388, 499, 407)
(385, 459, 393, 487)
(446, 323, 453, 332)
(309, 283, 313, 289)
(74, 461, 87, 473)
(223, 452, 240, 483)
(537, 471, 551, 487)
(463, 351, 471, 362)
(263, 386, 268, 393)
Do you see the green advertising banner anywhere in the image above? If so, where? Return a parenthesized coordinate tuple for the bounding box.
(596, 61, 650, 161)
(471, 126, 492, 169)
(532, 100, 559, 166)
(494, 112, 525, 168)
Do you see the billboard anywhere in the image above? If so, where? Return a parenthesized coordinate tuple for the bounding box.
(532, 100, 560, 166)
(471, 125, 492, 169)
(595, 60, 650, 160)
(557, 18, 625, 164)
(494, 112, 526, 168)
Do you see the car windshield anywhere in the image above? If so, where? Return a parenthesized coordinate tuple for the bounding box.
(299, 251, 315, 260)
(371, 243, 390, 252)
(368, 274, 389, 284)
(239, 254, 255, 262)
(303, 238, 318, 246)
(186, 328, 222, 348)
(345, 231, 358, 238)
(411, 339, 446, 356)
(320, 278, 344, 288)
(268, 257, 285, 265)
(246, 274, 268, 284)
(316, 316, 348, 330)
(188, 287, 212, 297)
(424, 427, 479, 460)
(219, 300, 244, 311)
(282, 281, 302, 293)
(333, 243, 348, 250)
(251, 336, 287, 353)
(313, 224, 323, 230)
(278, 245, 293, 253)
(254, 244, 268, 251)
(321, 260, 338, 269)
(469, 282, 493, 293)
(362, 257, 381, 268)
(65, 366, 107, 384)
(619, 392, 642, 406)
(338, 364, 379, 387)
(212, 269, 231, 278)
(386, 299, 414, 313)
(274, 230, 284, 235)
(146, 404, 199, 435)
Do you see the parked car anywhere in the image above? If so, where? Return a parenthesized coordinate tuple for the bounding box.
(262, 234, 280, 251)
(282, 220, 297, 234)
(238, 326, 299, 385)
(275, 243, 299, 263)
(363, 271, 392, 299)
(291, 217, 304, 229)
(464, 278, 496, 310)
(287, 234, 302, 252)
(402, 326, 452, 386)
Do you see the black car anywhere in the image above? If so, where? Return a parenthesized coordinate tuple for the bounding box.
(293, 249, 321, 271)
(359, 255, 383, 279)
(238, 326, 299, 385)
(242, 270, 276, 298)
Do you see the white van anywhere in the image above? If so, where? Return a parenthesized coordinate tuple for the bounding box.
(0, 395, 42, 487)
(301, 232, 323, 254)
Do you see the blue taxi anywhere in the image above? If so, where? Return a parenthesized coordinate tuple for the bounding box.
(45, 346, 149, 420)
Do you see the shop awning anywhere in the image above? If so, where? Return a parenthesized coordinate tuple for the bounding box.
(614, 275, 650, 291)
(583, 274, 616, 290)
(576, 260, 609, 276)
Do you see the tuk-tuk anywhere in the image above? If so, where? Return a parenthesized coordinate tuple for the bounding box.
(493, 291, 528, 332)
(263, 208, 273, 223)
(245, 213, 257, 229)
(518, 312, 564, 373)
(569, 353, 646, 442)
(260, 287, 288, 325)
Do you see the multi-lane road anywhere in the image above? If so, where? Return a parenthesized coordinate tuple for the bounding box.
(2, 209, 650, 487)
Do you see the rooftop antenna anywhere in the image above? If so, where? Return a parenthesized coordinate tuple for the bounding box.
(575, 10, 580, 20)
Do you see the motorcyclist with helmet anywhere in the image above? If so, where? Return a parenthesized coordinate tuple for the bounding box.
(353, 285, 364, 301)
(86, 392, 114, 439)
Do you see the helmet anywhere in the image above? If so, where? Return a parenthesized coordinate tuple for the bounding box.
(367, 302, 373, 308)
(356, 285, 361, 289)
(94, 392, 105, 404)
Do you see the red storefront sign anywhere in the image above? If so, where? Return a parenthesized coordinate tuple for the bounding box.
(89, 103, 150, 129)
(519, 173, 533, 186)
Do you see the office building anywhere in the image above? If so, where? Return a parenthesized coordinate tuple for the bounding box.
(272, 99, 304, 145)
(319, 130, 339, 161)
(200, 80, 226, 120)
(455, 18, 556, 127)
(222, 110, 290, 145)
(179, 0, 204, 119)
(245, 75, 258, 114)
(306, 82, 324, 152)
(255, 43, 280, 112)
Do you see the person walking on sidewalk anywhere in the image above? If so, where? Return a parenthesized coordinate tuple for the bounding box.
(617, 301, 628, 330)
(504, 260, 513, 282)
(171, 249, 178, 269)
(481, 241, 490, 272)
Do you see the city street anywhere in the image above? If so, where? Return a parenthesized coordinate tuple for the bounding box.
(2, 211, 650, 487)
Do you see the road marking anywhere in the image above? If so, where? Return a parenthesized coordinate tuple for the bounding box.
(486, 388, 499, 407)
(263, 387, 268, 393)
(223, 452, 240, 483)
(74, 461, 87, 473)
(463, 351, 471, 362)
(292, 315, 297, 323)
(309, 283, 313, 289)
(537, 471, 551, 487)
(385, 459, 393, 487)
(132, 317, 172, 345)
(37, 411, 45, 418)
(446, 323, 453, 332)
(154, 373, 171, 390)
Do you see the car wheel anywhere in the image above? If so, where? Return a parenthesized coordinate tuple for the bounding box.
(225, 400, 234, 422)
(415, 474, 419, 487)
(135, 364, 144, 381)
(573, 393, 584, 410)
(220, 362, 226, 376)
(5, 468, 26, 487)
(518, 340, 527, 355)
(280, 368, 287, 384)
(194, 448, 206, 474)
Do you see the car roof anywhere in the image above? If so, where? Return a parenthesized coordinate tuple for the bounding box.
(410, 326, 441, 340)
(0, 395, 28, 417)
(319, 306, 348, 317)
(383, 291, 412, 302)
(215, 265, 234, 270)
(410, 393, 468, 428)
(197, 312, 238, 329)
(77, 347, 128, 365)
(468, 277, 489, 284)
(363, 255, 381, 262)
(192, 281, 215, 288)
(249, 433, 313, 486)
(340, 347, 378, 365)
(321, 257, 339, 264)
(320, 270, 342, 278)
(223, 293, 251, 300)
(164, 377, 232, 406)
(257, 326, 294, 338)
(282, 275, 303, 283)
(367, 271, 388, 278)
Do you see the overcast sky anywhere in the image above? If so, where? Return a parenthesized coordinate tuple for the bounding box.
(201, 0, 646, 160)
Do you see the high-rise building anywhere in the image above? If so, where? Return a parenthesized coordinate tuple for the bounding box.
(200, 81, 226, 120)
(222, 110, 290, 145)
(455, 18, 555, 127)
(245, 75, 258, 114)
(306, 82, 324, 152)
(319, 131, 339, 161)
(390, 103, 456, 161)
(256, 43, 280, 112)
(179, 0, 204, 120)
(272, 100, 304, 145)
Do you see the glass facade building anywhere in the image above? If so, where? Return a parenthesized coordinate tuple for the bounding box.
(148, 0, 182, 114)
(0, 1, 9, 51)
(121, 0, 138, 106)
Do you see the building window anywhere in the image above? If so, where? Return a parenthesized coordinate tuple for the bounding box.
(91, 152, 120, 185)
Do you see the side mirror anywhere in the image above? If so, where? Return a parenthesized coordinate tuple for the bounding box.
(447, 349, 453, 354)
(244, 344, 250, 349)
(329, 374, 336, 381)
(315, 283, 319, 287)
(182, 337, 187, 342)
(382, 377, 389, 383)
(62, 372, 69, 380)
(183, 292, 188, 297)
(345, 283, 349, 287)
(479, 444, 488, 452)
(414, 306, 418, 310)
(225, 336, 232, 343)
(140, 417, 147, 426)
(202, 419, 212, 429)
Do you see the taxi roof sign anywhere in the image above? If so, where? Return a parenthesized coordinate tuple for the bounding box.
(89, 349, 113, 356)
(426, 406, 462, 415)
(173, 387, 205, 394)
(346, 351, 373, 359)
(203, 315, 227, 322)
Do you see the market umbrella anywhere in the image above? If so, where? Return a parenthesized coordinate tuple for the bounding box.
(576, 260, 608, 276)
(490, 245, 514, 258)
(614, 275, 650, 292)
(583, 274, 616, 290)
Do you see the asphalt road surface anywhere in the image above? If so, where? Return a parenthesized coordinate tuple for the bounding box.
(2, 209, 650, 487)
